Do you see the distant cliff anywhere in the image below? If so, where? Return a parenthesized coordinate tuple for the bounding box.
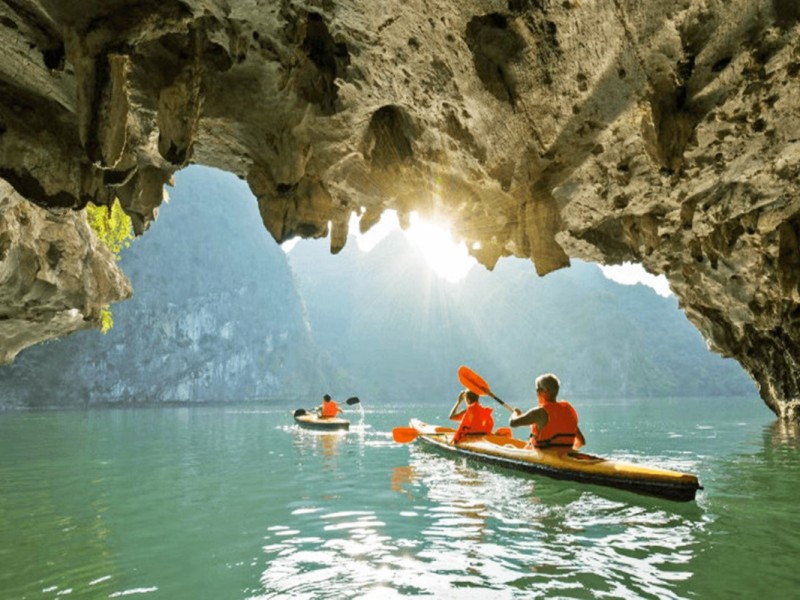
(0, 166, 755, 408)
(0, 168, 332, 407)
(288, 233, 756, 403)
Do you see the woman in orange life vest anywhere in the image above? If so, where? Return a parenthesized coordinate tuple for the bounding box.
(509, 373, 586, 450)
(449, 389, 494, 444)
(317, 394, 342, 418)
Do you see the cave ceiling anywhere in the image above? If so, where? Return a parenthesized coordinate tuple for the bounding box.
(1, 0, 800, 418)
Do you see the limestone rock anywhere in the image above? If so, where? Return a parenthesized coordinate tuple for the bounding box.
(0, 0, 799, 418)
(0, 181, 131, 362)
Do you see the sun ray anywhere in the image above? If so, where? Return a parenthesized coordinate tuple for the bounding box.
(403, 212, 477, 283)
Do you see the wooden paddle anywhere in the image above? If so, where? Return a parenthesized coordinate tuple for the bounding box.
(457, 365, 518, 413)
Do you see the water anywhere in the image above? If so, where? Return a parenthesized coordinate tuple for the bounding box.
(1, 396, 799, 599)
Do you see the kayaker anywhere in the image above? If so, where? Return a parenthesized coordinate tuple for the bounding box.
(317, 394, 342, 419)
(509, 373, 586, 450)
(449, 389, 494, 443)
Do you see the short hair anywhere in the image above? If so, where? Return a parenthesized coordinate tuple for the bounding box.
(463, 390, 479, 403)
(323, 394, 331, 401)
(535, 374, 560, 399)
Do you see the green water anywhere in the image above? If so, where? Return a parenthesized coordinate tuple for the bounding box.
(1, 397, 799, 599)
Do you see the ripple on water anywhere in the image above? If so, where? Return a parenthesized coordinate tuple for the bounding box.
(6, 403, 791, 599)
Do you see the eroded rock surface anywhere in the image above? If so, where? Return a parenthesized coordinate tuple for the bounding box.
(0, 181, 131, 362)
(0, 0, 799, 417)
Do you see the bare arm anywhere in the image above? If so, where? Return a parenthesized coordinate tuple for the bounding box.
(449, 393, 466, 421)
(509, 406, 548, 430)
(574, 426, 586, 449)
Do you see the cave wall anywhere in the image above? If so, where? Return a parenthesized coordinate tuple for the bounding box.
(0, 0, 799, 417)
(0, 180, 131, 362)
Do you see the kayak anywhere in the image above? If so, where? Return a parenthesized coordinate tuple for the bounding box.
(407, 418, 701, 502)
(294, 411, 350, 431)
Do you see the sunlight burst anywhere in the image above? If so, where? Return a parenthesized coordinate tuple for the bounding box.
(403, 212, 477, 283)
(285, 210, 478, 282)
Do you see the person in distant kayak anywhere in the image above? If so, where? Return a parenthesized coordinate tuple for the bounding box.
(509, 373, 586, 450)
(449, 389, 494, 444)
(317, 394, 342, 419)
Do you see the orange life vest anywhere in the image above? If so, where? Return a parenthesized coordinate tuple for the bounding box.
(321, 400, 339, 418)
(530, 401, 578, 448)
(453, 403, 494, 443)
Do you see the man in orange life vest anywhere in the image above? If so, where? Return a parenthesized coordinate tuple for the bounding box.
(449, 389, 494, 444)
(317, 394, 342, 418)
(509, 373, 586, 450)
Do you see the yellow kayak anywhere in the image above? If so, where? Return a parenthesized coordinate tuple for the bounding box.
(408, 418, 701, 502)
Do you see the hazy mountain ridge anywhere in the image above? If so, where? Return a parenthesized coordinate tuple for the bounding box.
(0, 167, 755, 408)
(288, 231, 756, 404)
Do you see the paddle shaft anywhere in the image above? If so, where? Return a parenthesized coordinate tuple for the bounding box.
(485, 391, 516, 414)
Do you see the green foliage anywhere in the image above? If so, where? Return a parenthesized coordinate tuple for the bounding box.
(100, 307, 113, 334)
(86, 198, 134, 258)
(86, 199, 133, 334)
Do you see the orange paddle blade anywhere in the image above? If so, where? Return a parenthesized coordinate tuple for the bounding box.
(458, 365, 490, 396)
(392, 427, 419, 444)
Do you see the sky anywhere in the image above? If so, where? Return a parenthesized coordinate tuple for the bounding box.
(283, 210, 672, 296)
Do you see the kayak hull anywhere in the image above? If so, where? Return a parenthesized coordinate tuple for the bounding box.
(294, 412, 350, 431)
(409, 419, 701, 502)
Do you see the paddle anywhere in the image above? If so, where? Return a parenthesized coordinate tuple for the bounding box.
(392, 370, 518, 444)
(392, 424, 512, 444)
(392, 427, 419, 443)
(392, 424, 456, 444)
(457, 365, 518, 414)
(295, 397, 358, 418)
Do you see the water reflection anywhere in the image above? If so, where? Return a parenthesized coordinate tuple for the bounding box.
(390, 465, 416, 496)
(407, 449, 700, 599)
(253, 431, 705, 599)
(9, 405, 786, 599)
(767, 418, 800, 449)
(291, 428, 347, 460)
(672, 417, 800, 598)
